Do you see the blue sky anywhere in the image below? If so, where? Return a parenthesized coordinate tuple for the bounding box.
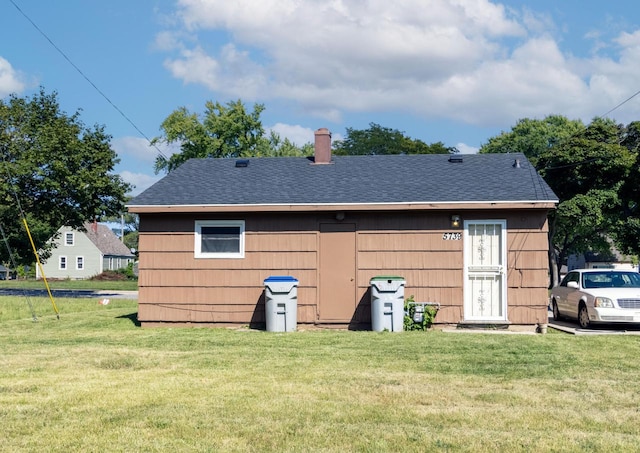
(2, 0, 639, 196)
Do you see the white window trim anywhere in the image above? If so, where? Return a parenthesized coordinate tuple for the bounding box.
(76, 256, 84, 270)
(64, 232, 74, 246)
(195, 220, 245, 259)
(59, 256, 67, 270)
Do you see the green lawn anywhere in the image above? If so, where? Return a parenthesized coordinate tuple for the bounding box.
(1, 296, 640, 452)
(0, 278, 138, 291)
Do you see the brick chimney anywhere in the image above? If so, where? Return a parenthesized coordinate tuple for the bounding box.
(314, 128, 332, 164)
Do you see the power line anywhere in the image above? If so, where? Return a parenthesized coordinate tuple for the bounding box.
(8, 0, 168, 161)
(600, 89, 640, 119)
(541, 87, 640, 171)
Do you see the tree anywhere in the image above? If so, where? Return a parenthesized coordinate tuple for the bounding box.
(611, 121, 640, 255)
(480, 115, 584, 166)
(333, 123, 457, 155)
(481, 115, 635, 287)
(0, 88, 131, 266)
(252, 131, 312, 157)
(152, 100, 312, 173)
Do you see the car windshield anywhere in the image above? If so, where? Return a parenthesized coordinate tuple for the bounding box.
(582, 272, 640, 289)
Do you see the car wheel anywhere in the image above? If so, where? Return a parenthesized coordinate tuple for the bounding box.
(552, 300, 562, 320)
(578, 304, 590, 329)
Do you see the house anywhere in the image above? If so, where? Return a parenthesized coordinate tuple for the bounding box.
(127, 128, 558, 329)
(37, 222, 135, 280)
(0, 264, 11, 280)
(567, 249, 638, 273)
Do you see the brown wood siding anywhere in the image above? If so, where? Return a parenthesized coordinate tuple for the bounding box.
(504, 216, 550, 324)
(136, 210, 551, 327)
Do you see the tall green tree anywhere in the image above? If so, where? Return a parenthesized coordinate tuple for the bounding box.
(152, 100, 266, 173)
(480, 115, 583, 166)
(0, 88, 131, 265)
(333, 123, 456, 155)
(611, 121, 640, 255)
(152, 100, 311, 173)
(551, 118, 634, 284)
(252, 131, 312, 157)
(481, 115, 635, 286)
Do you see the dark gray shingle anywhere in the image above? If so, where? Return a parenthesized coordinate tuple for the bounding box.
(128, 153, 557, 206)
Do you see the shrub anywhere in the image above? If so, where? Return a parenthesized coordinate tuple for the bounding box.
(404, 295, 438, 331)
(91, 263, 137, 281)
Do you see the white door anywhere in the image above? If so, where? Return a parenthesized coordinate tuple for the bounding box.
(463, 220, 507, 322)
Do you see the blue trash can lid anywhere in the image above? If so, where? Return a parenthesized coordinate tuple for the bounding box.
(264, 276, 298, 283)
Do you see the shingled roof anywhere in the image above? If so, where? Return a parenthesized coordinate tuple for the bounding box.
(128, 153, 557, 209)
(84, 223, 134, 257)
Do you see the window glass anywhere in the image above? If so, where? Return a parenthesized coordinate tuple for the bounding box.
(195, 221, 245, 258)
(560, 272, 578, 287)
(65, 232, 74, 246)
(76, 256, 84, 270)
(59, 256, 67, 270)
(623, 272, 640, 287)
(201, 226, 240, 253)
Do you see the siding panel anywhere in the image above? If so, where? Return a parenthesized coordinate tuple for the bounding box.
(140, 269, 317, 287)
(140, 251, 317, 270)
(358, 251, 462, 269)
(358, 232, 463, 251)
(137, 209, 552, 327)
(139, 286, 317, 305)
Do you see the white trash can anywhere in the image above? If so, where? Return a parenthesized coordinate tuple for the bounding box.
(264, 276, 299, 332)
(370, 276, 405, 332)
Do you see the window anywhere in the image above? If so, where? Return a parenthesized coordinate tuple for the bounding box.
(76, 256, 84, 270)
(65, 232, 74, 246)
(59, 256, 67, 270)
(195, 220, 245, 258)
(560, 272, 579, 287)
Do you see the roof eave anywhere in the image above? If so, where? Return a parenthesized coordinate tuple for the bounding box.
(127, 200, 558, 214)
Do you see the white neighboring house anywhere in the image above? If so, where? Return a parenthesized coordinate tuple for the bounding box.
(567, 249, 638, 273)
(37, 222, 135, 280)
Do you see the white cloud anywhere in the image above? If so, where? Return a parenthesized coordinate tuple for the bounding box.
(424, 36, 589, 125)
(112, 136, 177, 164)
(162, 0, 640, 127)
(456, 143, 479, 154)
(153, 30, 186, 52)
(0, 57, 26, 97)
(163, 43, 268, 99)
(267, 123, 343, 145)
(267, 123, 314, 146)
(164, 46, 221, 90)
(120, 170, 163, 197)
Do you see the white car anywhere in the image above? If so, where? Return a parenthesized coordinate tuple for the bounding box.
(550, 269, 640, 329)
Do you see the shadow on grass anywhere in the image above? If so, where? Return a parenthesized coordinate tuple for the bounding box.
(117, 312, 141, 327)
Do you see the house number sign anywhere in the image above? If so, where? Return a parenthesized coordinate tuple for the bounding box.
(442, 232, 462, 240)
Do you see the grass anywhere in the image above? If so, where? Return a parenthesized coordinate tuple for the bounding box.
(2, 297, 640, 452)
(0, 278, 138, 291)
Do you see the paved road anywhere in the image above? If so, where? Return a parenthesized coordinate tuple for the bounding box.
(0, 288, 138, 299)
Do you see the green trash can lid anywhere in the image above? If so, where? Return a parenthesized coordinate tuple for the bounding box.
(370, 276, 404, 281)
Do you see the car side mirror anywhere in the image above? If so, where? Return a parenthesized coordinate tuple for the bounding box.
(567, 281, 579, 289)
